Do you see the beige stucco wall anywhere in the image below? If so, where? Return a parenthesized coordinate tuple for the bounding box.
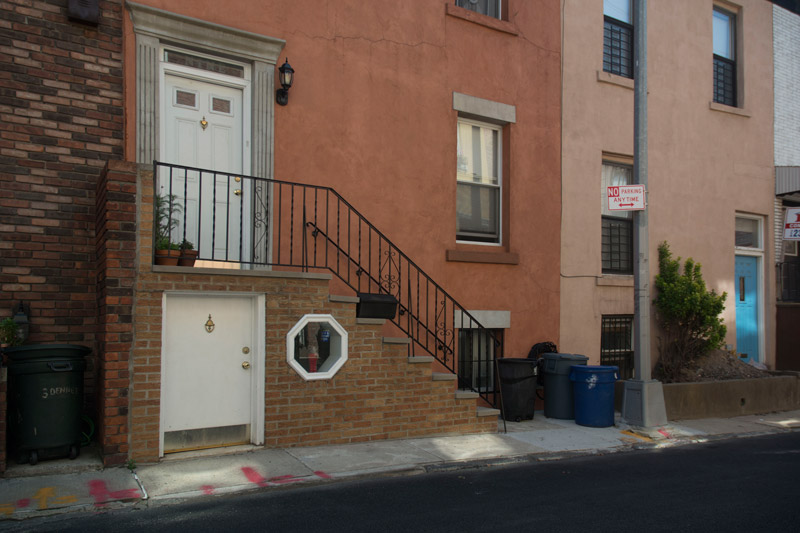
(561, 0, 775, 368)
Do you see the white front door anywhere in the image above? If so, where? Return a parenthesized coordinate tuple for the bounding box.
(161, 73, 250, 263)
(161, 294, 263, 454)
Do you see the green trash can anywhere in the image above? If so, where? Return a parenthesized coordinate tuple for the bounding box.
(5, 344, 89, 465)
(542, 352, 589, 419)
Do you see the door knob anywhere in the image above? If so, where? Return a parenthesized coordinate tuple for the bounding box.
(234, 189, 242, 196)
(242, 361, 250, 369)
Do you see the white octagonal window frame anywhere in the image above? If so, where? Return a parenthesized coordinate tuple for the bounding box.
(286, 314, 348, 381)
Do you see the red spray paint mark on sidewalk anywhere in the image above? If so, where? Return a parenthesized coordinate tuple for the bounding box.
(88, 480, 142, 507)
(15, 499, 30, 508)
(241, 467, 269, 487)
(201, 485, 215, 495)
(241, 467, 332, 487)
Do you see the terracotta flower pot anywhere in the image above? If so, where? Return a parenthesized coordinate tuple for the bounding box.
(178, 249, 198, 267)
(154, 249, 181, 266)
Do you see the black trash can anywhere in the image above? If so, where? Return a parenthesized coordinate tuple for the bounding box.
(497, 358, 538, 422)
(542, 352, 589, 420)
(5, 344, 90, 465)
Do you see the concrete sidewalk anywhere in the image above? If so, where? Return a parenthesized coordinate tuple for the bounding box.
(2, 410, 799, 521)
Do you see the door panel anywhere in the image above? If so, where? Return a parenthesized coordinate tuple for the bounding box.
(162, 294, 255, 452)
(162, 74, 247, 263)
(735, 255, 759, 362)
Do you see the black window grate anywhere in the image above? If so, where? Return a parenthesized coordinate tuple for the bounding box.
(602, 216, 633, 274)
(458, 328, 502, 393)
(604, 17, 633, 79)
(601, 315, 634, 379)
(713, 55, 736, 106)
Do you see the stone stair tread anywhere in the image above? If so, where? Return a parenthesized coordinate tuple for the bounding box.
(455, 390, 479, 399)
(408, 356, 435, 364)
(476, 407, 501, 417)
(432, 372, 457, 381)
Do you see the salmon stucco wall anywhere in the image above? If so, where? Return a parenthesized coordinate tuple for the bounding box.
(122, 0, 563, 358)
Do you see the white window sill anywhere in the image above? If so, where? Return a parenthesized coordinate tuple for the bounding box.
(596, 275, 634, 287)
(445, 3, 519, 35)
(596, 70, 634, 90)
(709, 101, 751, 117)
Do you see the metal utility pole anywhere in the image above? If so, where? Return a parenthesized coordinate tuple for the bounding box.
(621, 0, 667, 428)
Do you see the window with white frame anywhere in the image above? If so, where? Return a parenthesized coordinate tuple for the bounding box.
(457, 119, 502, 244)
(713, 6, 737, 107)
(455, 0, 501, 20)
(286, 314, 348, 381)
(601, 161, 633, 274)
(735, 216, 761, 249)
(603, 0, 633, 79)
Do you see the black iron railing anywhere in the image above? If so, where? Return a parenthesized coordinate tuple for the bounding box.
(777, 262, 800, 302)
(153, 161, 500, 406)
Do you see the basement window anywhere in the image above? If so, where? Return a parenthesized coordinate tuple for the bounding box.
(286, 314, 348, 380)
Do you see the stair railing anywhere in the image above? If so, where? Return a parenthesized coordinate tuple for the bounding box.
(153, 161, 501, 406)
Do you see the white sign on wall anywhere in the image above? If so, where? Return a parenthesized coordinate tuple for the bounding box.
(607, 184, 646, 211)
(785, 207, 800, 241)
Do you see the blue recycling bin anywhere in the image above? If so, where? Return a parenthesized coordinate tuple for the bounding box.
(569, 365, 619, 428)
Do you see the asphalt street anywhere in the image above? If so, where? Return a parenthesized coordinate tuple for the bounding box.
(7, 431, 800, 532)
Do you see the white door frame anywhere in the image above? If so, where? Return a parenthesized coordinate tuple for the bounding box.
(158, 45, 252, 174)
(734, 214, 766, 362)
(158, 47, 254, 263)
(159, 291, 265, 457)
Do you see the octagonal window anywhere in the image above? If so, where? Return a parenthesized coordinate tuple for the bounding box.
(286, 314, 348, 380)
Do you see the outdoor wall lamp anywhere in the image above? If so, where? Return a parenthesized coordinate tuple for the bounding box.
(12, 301, 29, 343)
(276, 59, 294, 106)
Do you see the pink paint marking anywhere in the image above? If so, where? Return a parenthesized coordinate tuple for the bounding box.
(314, 471, 332, 479)
(267, 474, 303, 485)
(658, 429, 672, 439)
(15, 499, 30, 508)
(88, 480, 141, 507)
(241, 467, 269, 487)
(201, 485, 215, 495)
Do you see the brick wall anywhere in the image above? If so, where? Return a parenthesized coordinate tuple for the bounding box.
(95, 160, 137, 466)
(774, 4, 800, 166)
(0, 0, 124, 430)
(0, 367, 6, 473)
(127, 168, 495, 463)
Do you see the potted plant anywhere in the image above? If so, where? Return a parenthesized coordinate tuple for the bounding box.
(0, 317, 21, 347)
(178, 239, 198, 267)
(154, 193, 183, 266)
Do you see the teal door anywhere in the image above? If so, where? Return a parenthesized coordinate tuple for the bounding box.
(734, 256, 759, 362)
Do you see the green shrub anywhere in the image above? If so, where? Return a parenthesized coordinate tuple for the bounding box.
(653, 242, 727, 382)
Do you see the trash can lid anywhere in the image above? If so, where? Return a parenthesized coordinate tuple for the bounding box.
(569, 365, 620, 383)
(542, 352, 589, 362)
(4, 344, 91, 362)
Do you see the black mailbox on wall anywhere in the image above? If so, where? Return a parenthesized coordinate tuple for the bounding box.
(356, 293, 398, 319)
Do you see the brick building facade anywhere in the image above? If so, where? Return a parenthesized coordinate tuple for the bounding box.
(1, 0, 124, 471)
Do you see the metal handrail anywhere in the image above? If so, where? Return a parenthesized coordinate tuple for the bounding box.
(153, 161, 501, 406)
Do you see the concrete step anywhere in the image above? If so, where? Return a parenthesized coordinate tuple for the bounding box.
(477, 406, 501, 417)
(407, 356, 435, 364)
(455, 390, 479, 399)
(432, 372, 457, 381)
